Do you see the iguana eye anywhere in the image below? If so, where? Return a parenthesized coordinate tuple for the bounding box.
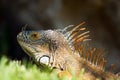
(39, 55, 50, 65)
(30, 32, 40, 41)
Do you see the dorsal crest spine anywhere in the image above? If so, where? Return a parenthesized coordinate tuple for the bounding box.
(62, 22, 107, 72)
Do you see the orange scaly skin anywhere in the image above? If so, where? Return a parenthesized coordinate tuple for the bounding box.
(17, 22, 120, 80)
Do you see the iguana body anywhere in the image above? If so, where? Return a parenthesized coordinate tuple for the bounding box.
(17, 22, 119, 80)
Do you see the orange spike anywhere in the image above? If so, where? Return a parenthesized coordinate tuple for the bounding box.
(93, 50, 97, 64)
(103, 58, 106, 69)
(77, 45, 81, 54)
(94, 49, 100, 65)
(78, 48, 82, 57)
(83, 39, 91, 42)
(99, 61, 103, 69)
(80, 27, 86, 30)
(93, 53, 97, 64)
(69, 28, 87, 41)
(76, 22, 86, 28)
(100, 58, 105, 70)
(95, 54, 100, 65)
(69, 31, 79, 41)
(97, 57, 102, 67)
(86, 52, 89, 61)
(67, 22, 85, 36)
(95, 49, 103, 65)
(73, 35, 89, 44)
(89, 48, 96, 62)
(91, 48, 97, 64)
(89, 49, 93, 62)
(70, 32, 90, 44)
(74, 44, 79, 52)
(79, 45, 84, 57)
(99, 57, 105, 69)
(72, 27, 86, 32)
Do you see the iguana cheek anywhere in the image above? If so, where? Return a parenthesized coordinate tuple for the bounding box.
(35, 45, 49, 53)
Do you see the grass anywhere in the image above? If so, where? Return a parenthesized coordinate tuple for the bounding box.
(0, 57, 118, 80)
(0, 57, 82, 80)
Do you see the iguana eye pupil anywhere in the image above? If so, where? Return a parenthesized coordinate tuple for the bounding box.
(30, 32, 40, 40)
(32, 34, 37, 37)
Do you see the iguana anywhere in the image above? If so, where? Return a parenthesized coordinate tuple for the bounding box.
(17, 22, 120, 80)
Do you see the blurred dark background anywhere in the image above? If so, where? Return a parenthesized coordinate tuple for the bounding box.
(0, 0, 120, 73)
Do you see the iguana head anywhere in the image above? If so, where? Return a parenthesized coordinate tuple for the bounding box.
(17, 29, 71, 68)
(17, 23, 90, 69)
(17, 22, 91, 69)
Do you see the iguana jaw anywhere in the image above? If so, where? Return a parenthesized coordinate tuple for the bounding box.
(17, 39, 51, 66)
(17, 32, 40, 57)
(17, 39, 36, 57)
(17, 31, 48, 56)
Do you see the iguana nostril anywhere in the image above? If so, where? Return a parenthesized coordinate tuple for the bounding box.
(17, 32, 22, 38)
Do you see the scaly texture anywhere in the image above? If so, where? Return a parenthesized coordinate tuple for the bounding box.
(17, 23, 120, 80)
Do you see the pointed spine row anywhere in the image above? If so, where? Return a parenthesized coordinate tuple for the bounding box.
(63, 22, 91, 50)
(78, 44, 107, 71)
(63, 22, 107, 71)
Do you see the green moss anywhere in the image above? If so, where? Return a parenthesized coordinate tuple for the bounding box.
(0, 57, 58, 80)
(1, 57, 118, 80)
(0, 57, 73, 80)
